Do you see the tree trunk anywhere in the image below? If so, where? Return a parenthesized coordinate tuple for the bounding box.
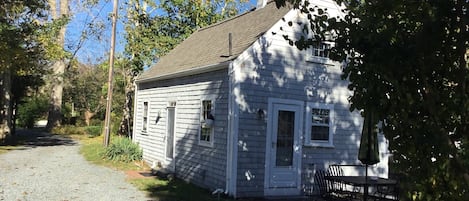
(117, 69, 134, 137)
(84, 110, 95, 126)
(0, 69, 12, 141)
(46, 0, 69, 131)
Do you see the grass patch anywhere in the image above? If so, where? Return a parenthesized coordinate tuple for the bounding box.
(0, 145, 22, 154)
(78, 130, 235, 201)
(80, 135, 145, 171)
(130, 178, 231, 201)
(52, 125, 101, 139)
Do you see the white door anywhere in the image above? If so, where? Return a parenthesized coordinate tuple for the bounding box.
(165, 106, 176, 171)
(265, 99, 303, 196)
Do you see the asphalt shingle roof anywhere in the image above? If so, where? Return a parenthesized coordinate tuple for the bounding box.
(136, 1, 291, 82)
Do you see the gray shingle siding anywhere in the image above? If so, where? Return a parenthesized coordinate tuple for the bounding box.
(133, 1, 389, 198)
(134, 69, 229, 190)
(231, 12, 376, 195)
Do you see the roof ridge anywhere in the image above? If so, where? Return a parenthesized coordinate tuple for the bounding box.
(137, 0, 292, 82)
(197, 1, 276, 32)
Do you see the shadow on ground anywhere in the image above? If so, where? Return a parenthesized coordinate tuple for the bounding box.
(1, 129, 76, 148)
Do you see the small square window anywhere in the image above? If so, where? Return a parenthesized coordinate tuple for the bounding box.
(312, 42, 331, 58)
(305, 103, 334, 147)
(307, 41, 335, 65)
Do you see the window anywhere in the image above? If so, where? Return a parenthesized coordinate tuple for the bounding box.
(305, 103, 334, 147)
(307, 41, 334, 65)
(142, 102, 148, 132)
(313, 42, 331, 58)
(199, 99, 214, 146)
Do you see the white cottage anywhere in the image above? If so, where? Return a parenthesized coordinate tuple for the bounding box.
(132, 0, 390, 198)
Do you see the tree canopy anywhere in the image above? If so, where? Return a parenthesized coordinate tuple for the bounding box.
(0, 0, 50, 137)
(277, 0, 468, 200)
(123, 0, 248, 73)
(115, 0, 249, 137)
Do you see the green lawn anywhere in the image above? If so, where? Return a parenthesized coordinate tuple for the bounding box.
(79, 134, 232, 201)
(130, 177, 231, 201)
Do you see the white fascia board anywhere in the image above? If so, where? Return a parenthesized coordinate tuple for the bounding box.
(136, 61, 231, 84)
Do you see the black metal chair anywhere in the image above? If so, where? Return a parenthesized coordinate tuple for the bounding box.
(327, 165, 363, 200)
(373, 184, 399, 201)
(314, 169, 330, 198)
(327, 165, 346, 192)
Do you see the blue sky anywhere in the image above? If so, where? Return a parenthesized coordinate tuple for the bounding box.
(67, 0, 259, 65)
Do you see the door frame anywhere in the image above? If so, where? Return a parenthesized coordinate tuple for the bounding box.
(264, 98, 303, 196)
(164, 102, 177, 172)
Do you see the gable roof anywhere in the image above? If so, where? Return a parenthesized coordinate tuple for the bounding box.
(136, 1, 291, 82)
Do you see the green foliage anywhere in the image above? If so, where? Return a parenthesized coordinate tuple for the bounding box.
(1, 0, 49, 135)
(17, 96, 49, 128)
(123, 0, 249, 73)
(63, 62, 107, 118)
(117, 0, 250, 137)
(85, 126, 102, 137)
(79, 136, 146, 170)
(36, 16, 71, 60)
(104, 136, 142, 163)
(51, 125, 87, 135)
(277, 0, 469, 200)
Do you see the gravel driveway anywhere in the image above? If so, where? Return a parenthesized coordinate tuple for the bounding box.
(0, 131, 150, 201)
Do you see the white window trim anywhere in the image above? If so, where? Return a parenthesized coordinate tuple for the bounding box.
(306, 41, 335, 66)
(142, 101, 149, 133)
(198, 98, 215, 147)
(304, 102, 334, 148)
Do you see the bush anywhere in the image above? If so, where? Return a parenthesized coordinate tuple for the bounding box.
(85, 126, 102, 137)
(104, 136, 142, 163)
(17, 96, 49, 128)
(51, 125, 87, 135)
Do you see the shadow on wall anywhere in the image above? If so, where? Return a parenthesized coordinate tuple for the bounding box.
(146, 17, 389, 197)
(229, 24, 388, 196)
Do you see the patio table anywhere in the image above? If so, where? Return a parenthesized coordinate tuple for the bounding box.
(325, 176, 398, 200)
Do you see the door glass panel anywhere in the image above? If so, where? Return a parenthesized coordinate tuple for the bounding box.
(276, 110, 295, 167)
(166, 107, 175, 159)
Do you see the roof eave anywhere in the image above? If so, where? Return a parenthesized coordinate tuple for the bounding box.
(136, 60, 232, 84)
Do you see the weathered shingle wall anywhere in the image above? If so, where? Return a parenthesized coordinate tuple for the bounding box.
(134, 69, 229, 190)
(231, 3, 388, 197)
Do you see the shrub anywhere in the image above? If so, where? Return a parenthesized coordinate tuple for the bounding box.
(85, 126, 102, 137)
(17, 96, 49, 128)
(51, 125, 87, 135)
(104, 136, 142, 163)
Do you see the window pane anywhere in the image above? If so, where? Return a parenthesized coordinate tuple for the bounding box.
(200, 127, 211, 142)
(311, 126, 329, 141)
(202, 100, 212, 120)
(200, 100, 213, 143)
(311, 108, 330, 141)
(312, 108, 329, 125)
(312, 42, 331, 58)
(143, 102, 148, 131)
(276, 110, 295, 167)
(166, 107, 175, 158)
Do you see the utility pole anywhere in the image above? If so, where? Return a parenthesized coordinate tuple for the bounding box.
(103, 0, 119, 147)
